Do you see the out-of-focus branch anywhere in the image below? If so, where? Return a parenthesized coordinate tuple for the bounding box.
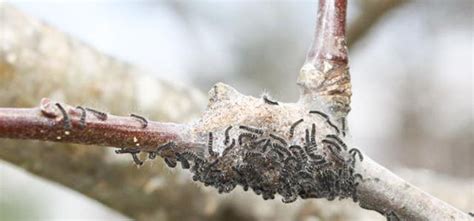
(0, 4, 215, 221)
(347, 0, 408, 47)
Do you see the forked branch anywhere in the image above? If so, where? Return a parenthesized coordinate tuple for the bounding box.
(0, 0, 471, 220)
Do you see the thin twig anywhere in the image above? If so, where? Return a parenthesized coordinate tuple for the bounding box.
(0, 98, 190, 155)
(298, 0, 352, 119)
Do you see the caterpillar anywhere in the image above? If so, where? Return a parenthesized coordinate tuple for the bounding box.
(131, 153, 143, 166)
(208, 132, 218, 157)
(176, 153, 190, 169)
(322, 139, 342, 151)
(155, 142, 175, 155)
(289, 119, 304, 139)
(75, 106, 86, 129)
(349, 148, 364, 162)
(289, 145, 308, 161)
(269, 133, 288, 146)
(326, 134, 347, 150)
(85, 107, 107, 121)
(148, 152, 157, 159)
(261, 139, 272, 153)
(304, 129, 317, 153)
(224, 126, 233, 145)
(164, 158, 177, 168)
(115, 147, 140, 154)
(263, 95, 279, 105)
(309, 110, 340, 134)
(341, 117, 346, 137)
(273, 143, 292, 157)
(266, 149, 284, 162)
(222, 138, 236, 156)
(55, 103, 71, 130)
(326, 143, 345, 163)
(238, 132, 258, 146)
(130, 113, 148, 128)
(239, 125, 264, 135)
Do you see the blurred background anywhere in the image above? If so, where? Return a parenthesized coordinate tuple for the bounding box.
(0, 0, 472, 220)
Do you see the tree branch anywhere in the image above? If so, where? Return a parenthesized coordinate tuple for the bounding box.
(0, 1, 471, 221)
(1, 86, 470, 220)
(298, 0, 351, 122)
(0, 4, 215, 221)
(296, 1, 469, 220)
(356, 157, 470, 220)
(0, 98, 186, 152)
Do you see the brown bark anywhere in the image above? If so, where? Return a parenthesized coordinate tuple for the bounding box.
(0, 99, 185, 151)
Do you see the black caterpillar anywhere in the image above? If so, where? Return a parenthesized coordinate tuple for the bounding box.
(115, 147, 143, 166)
(75, 106, 87, 129)
(85, 107, 108, 121)
(116, 114, 364, 204)
(309, 110, 340, 134)
(263, 95, 279, 105)
(55, 103, 72, 130)
(130, 113, 148, 128)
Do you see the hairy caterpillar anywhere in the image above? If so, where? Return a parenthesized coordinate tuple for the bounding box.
(289, 119, 304, 139)
(263, 95, 279, 105)
(55, 103, 71, 130)
(75, 106, 86, 129)
(130, 113, 148, 128)
(85, 107, 107, 121)
(309, 110, 340, 134)
(145, 120, 362, 204)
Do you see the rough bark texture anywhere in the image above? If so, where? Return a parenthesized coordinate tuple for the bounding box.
(298, 0, 351, 126)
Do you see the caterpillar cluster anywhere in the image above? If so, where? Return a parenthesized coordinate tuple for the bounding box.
(55, 101, 361, 203)
(116, 108, 363, 204)
(54, 103, 148, 134)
